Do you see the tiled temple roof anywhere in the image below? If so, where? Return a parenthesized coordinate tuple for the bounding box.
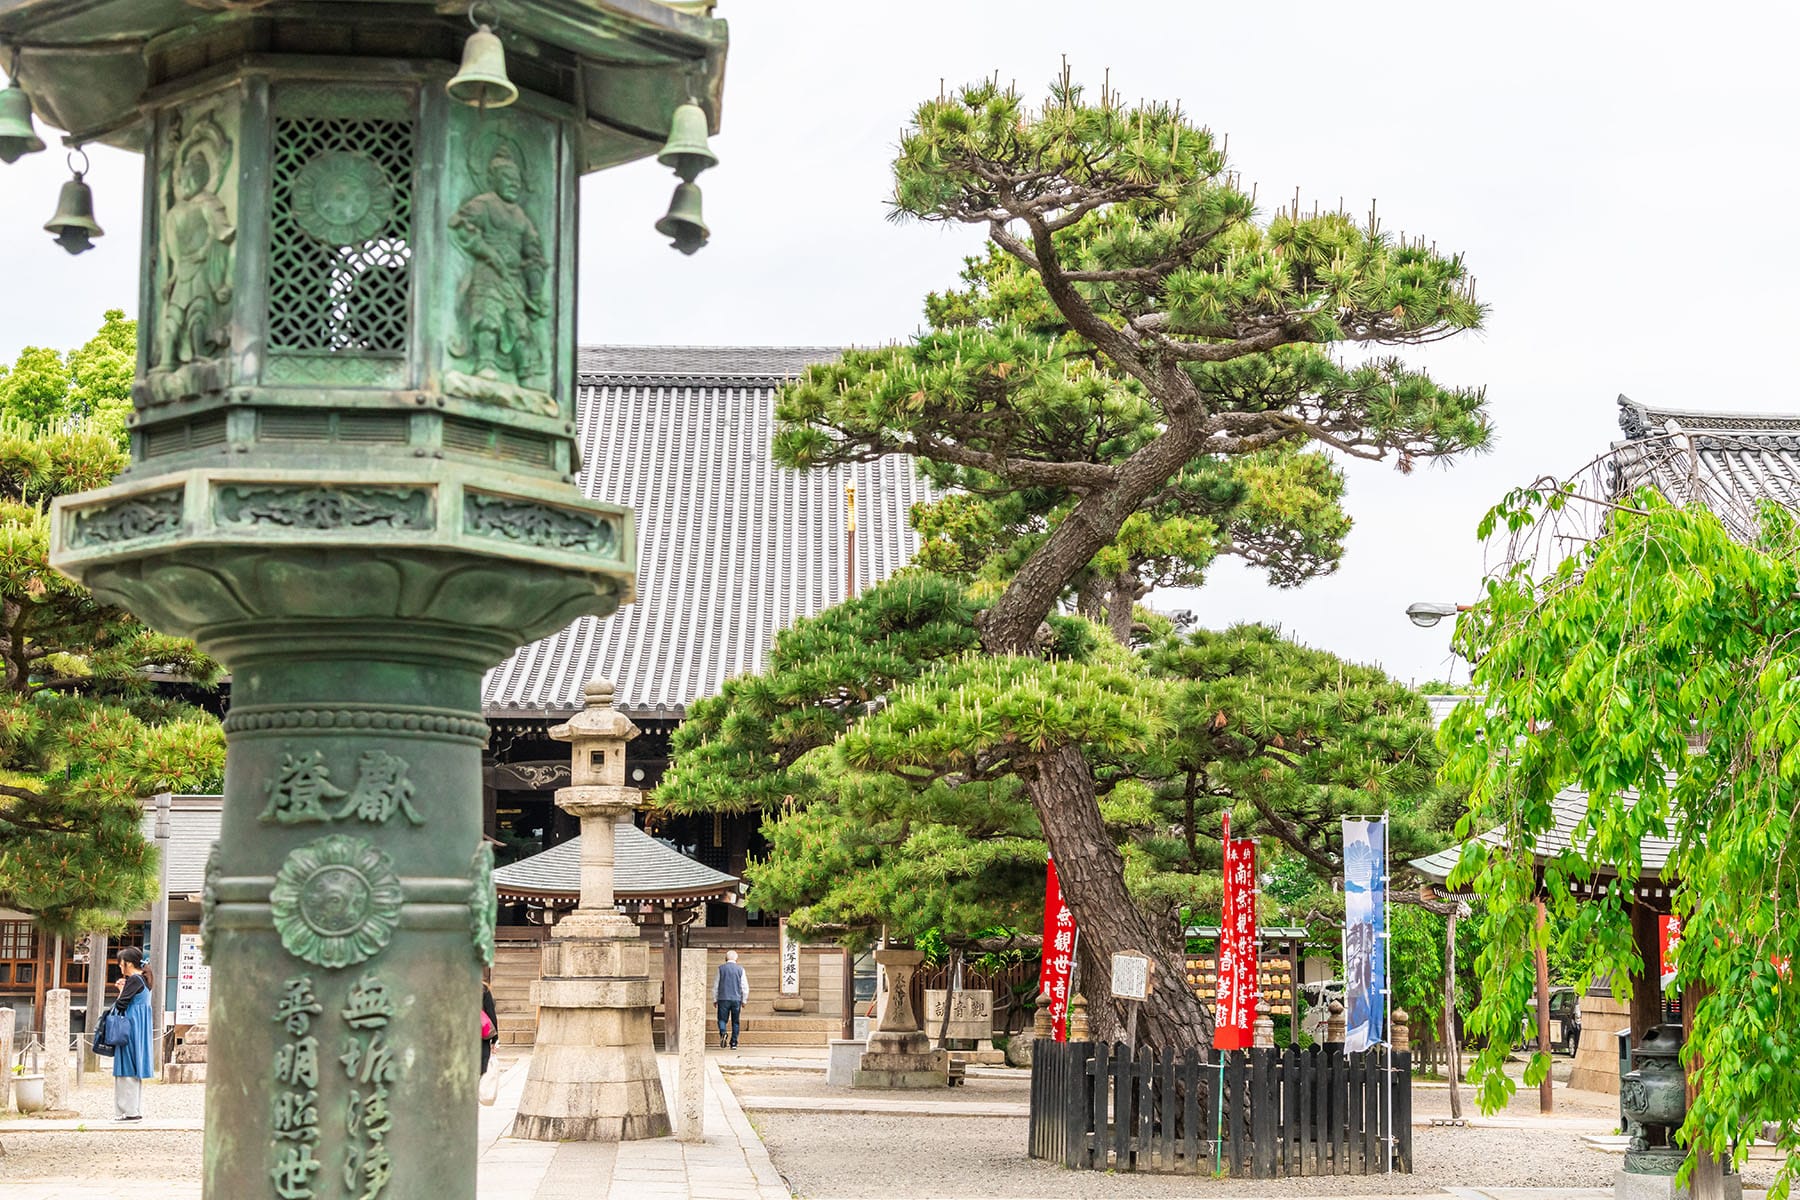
(1611, 395, 1800, 537)
(483, 346, 931, 721)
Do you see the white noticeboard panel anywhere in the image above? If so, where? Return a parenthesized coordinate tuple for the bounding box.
(1110, 951, 1151, 1002)
(175, 931, 211, 1024)
(779, 917, 801, 996)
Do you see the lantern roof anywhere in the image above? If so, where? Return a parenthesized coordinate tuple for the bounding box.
(0, 0, 726, 170)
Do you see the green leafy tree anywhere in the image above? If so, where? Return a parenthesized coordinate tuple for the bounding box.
(0, 315, 223, 936)
(761, 71, 1489, 1047)
(1443, 487, 1800, 1189)
(0, 309, 135, 443)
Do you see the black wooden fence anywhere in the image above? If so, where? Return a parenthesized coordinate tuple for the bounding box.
(1028, 1039, 1412, 1177)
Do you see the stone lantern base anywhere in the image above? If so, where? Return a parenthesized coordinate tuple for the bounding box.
(851, 948, 948, 1089)
(851, 1028, 949, 1089)
(511, 928, 669, 1141)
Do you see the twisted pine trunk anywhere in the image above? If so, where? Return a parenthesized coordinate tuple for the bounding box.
(1025, 744, 1213, 1050)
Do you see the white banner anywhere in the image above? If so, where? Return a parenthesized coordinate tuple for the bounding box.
(1341, 818, 1387, 1053)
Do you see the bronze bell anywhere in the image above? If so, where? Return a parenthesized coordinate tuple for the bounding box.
(0, 80, 46, 164)
(656, 102, 717, 183)
(654, 181, 709, 256)
(447, 23, 518, 109)
(45, 169, 103, 255)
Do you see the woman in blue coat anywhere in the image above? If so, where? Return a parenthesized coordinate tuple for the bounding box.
(111, 947, 155, 1121)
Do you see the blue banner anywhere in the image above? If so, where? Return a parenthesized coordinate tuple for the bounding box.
(1341, 817, 1387, 1053)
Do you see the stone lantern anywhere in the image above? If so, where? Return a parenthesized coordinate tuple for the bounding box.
(0, 4, 726, 1198)
(512, 678, 667, 1141)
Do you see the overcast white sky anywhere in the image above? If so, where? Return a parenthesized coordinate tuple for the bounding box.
(3, 1, 1796, 685)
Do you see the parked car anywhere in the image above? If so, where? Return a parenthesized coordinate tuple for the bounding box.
(1522, 986, 1581, 1055)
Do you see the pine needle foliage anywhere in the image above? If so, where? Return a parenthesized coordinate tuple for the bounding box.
(774, 75, 1489, 656)
(1443, 489, 1800, 1191)
(0, 315, 225, 937)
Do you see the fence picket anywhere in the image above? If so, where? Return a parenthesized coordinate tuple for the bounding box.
(1166, 1043, 1180, 1165)
(1288, 1043, 1303, 1180)
(1344, 1049, 1362, 1173)
(1076, 1042, 1103, 1170)
(1363, 1050, 1381, 1174)
(1131, 1046, 1150, 1170)
(1181, 1047, 1200, 1172)
(1393, 1049, 1413, 1172)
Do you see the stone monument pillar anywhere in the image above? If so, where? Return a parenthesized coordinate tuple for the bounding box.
(852, 949, 947, 1088)
(5, 5, 725, 1195)
(43, 988, 70, 1115)
(512, 679, 669, 1140)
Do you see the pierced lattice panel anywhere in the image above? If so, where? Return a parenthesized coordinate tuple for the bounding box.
(267, 113, 415, 358)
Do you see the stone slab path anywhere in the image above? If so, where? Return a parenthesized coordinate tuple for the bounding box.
(2, 1053, 787, 1200)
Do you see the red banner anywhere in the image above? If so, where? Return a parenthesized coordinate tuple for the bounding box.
(1040, 856, 1076, 1041)
(1213, 833, 1258, 1051)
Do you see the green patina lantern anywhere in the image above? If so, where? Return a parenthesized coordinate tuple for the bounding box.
(0, 3, 725, 1197)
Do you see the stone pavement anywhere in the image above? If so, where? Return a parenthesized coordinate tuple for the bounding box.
(3, 1053, 787, 1200)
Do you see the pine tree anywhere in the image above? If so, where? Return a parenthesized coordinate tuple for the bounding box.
(0, 314, 224, 937)
(766, 73, 1489, 1046)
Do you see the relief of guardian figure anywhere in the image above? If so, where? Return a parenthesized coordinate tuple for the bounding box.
(446, 133, 557, 416)
(148, 114, 235, 403)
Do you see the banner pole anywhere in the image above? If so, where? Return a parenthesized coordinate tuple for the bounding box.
(1384, 810, 1393, 1175)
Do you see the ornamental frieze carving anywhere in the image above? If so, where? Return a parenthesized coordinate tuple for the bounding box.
(464, 492, 616, 554)
(69, 489, 184, 548)
(270, 834, 403, 970)
(215, 485, 433, 531)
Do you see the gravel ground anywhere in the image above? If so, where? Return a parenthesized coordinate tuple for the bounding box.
(0, 1073, 207, 1182)
(732, 1067, 1778, 1198)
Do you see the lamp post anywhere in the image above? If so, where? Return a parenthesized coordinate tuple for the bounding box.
(1, 5, 726, 1197)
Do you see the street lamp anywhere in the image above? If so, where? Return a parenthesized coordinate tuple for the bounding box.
(1405, 601, 1465, 628)
(2, 4, 727, 1196)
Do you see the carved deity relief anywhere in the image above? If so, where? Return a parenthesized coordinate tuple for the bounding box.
(445, 128, 558, 417)
(147, 111, 235, 404)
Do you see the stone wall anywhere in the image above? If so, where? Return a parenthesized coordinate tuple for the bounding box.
(1569, 991, 1630, 1095)
(491, 937, 847, 1049)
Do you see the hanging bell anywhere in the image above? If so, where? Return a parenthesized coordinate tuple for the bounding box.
(45, 168, 103, 256)
(0, 80, 46, 164)
(657, 101, 717, 183)
(447, 23, 518, 109)
(654, 181, 709, 256)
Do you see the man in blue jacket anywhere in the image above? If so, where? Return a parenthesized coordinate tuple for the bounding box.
(713, 950, 747, 1049)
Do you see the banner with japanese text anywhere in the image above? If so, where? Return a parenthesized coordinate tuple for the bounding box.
(1212, 834, 1257, 1050)
(1040, 856, 1076, 1040)
(1342, 817, 1387, 1053)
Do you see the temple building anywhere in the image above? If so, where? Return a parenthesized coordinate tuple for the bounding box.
(4, 345, 930, 1047)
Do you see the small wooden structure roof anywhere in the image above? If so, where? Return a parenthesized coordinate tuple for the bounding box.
(493, 824, 742, 908)
(1410, 785, 1681, 910)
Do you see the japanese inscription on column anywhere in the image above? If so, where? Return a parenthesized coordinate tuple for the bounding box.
(271, 976, 324, 1199)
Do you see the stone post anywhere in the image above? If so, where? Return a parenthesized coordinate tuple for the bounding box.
(676, 947, 706, 1142)
(1253, 1012, 1276, 1049)
(43, 988, 69, 1113)
(1393, 1009, 1410, 1054)
(1067, 994, 1090, 1043)
(1326, 999, 1346, 1047)
(852, 949, 947, 1088)
(1033, 989, 1053, 1039)
(513, 679, 669, 1140)
(0, 1005, 14, 1111)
